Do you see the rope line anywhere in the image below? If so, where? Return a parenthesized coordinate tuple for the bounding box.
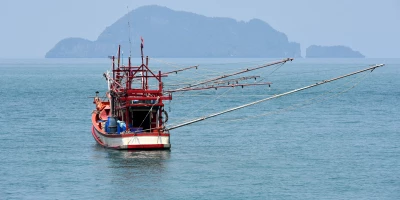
(166, 64, 383, 130)
(138, 96, 160, 129)
(165, 61, 290, 123)
(199, 69, 373, 123)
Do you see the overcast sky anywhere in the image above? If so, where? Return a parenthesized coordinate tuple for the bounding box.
(1, 0, 399, 58)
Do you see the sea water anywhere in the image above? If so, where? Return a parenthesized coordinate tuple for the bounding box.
(0, 58, 398, 199)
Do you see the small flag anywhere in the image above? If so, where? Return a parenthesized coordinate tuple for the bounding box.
(140, 36, 144, 62)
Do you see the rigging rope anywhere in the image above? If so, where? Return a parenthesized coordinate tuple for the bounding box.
(166, 60, 291, 123)
(164, 60, 370, 126)
(166, 61, 287, 121)
(173, 85, 236, 123)
(161, 59, 282, 89)
(217, 69, 373, 122)
(137, 96, 160, 129)
(166, 64, 384, 130)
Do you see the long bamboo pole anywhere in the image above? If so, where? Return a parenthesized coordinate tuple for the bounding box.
(166, 64, 384, 131)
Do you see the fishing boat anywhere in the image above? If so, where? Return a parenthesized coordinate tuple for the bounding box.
(91, 40, 174, 149)
(91, 38, 384, 150)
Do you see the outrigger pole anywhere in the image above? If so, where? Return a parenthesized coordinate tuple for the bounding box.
(162, 65, 199, 75)
(165, 82, 272, 93)
(173, 58, 293, 91)
(166, 64, 385, 131)
(213, 76, 261, 85)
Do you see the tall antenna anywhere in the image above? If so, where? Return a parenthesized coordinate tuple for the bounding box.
(127, 6, 132, 57)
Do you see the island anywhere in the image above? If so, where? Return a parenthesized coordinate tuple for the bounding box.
(46, 5, 301, 58)
(306, 45, 365, 58)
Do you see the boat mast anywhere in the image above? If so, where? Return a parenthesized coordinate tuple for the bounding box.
(111, 45, 122, 118)
(107, 41, 172, 132)
(141, 37, 144, 65)
(117, 45, 121, 69)
(166, 64, 385, 131)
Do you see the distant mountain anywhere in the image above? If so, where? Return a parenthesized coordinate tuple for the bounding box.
(306, 45, 365, 58)
(46, 5, 301, 58)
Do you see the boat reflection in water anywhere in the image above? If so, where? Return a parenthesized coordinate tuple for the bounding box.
(107, 149, 171, 161)
(93, 144, 170, 169)
(91, 146, 171, 197)
(103, 146, 170, 167)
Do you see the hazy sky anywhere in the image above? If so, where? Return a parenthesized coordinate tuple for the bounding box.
(1, 0, 399, 58)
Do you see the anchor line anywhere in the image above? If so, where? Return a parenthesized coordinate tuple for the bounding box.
(165, 64, 384, 131)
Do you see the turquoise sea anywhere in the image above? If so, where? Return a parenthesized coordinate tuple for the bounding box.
(0, 58, 399, 199)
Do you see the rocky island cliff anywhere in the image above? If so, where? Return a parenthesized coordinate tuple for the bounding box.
(306, 45, 365, 58)
(46, 5, 301, 58)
